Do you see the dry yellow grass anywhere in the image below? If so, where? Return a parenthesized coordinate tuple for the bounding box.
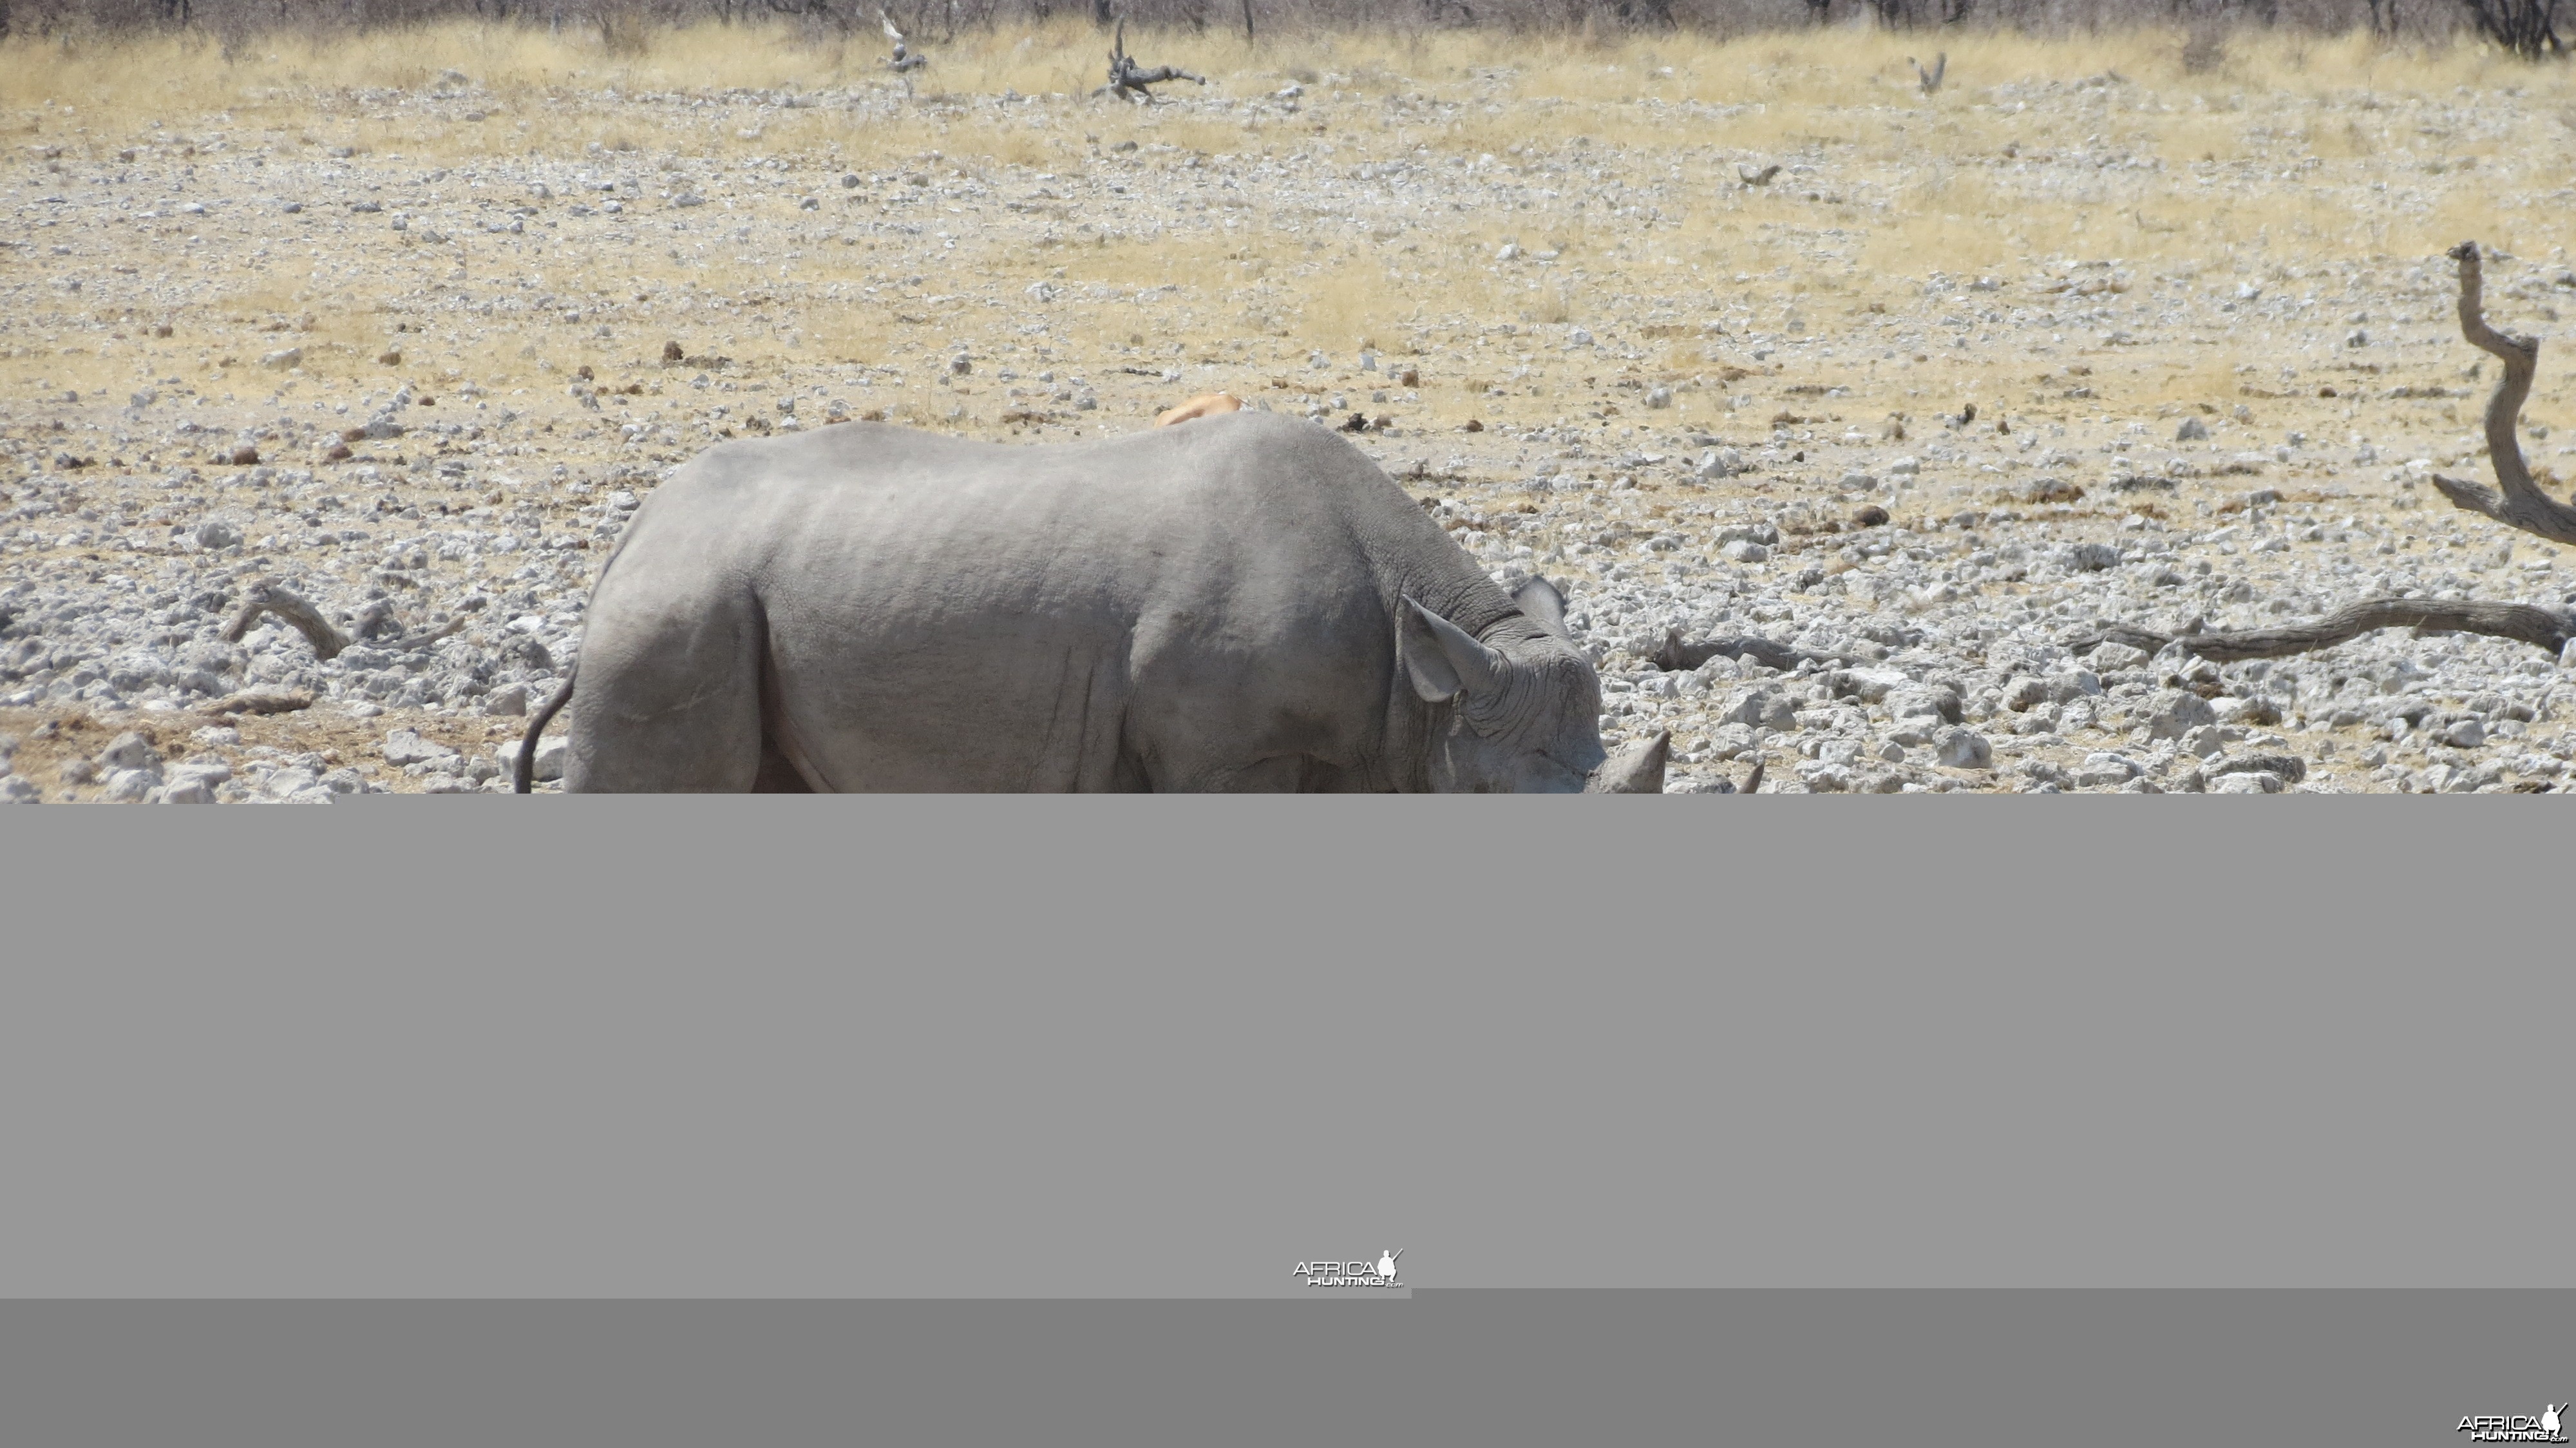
(10, 17, 2568, 300)
(8, 21, 2575, 428)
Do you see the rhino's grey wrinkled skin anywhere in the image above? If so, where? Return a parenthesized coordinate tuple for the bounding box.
(525, 410, 1665, 794)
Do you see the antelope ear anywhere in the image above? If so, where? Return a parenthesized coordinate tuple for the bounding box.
(1513, 576, 1571, 642)
(1399, 597, 1506, 704)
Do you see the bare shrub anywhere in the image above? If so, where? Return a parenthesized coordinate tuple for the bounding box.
(2452, 0, 2565, 56)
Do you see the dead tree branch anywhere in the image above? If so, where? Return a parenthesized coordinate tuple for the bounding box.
(1911, 51, 1947, 93)
(1736, 162, 1783, 187)
(379, 618, 468, 652)
(2062, 598, 2575, 663)
(2430, 240, 2576, 546)
(1100, 20, 1205, 100)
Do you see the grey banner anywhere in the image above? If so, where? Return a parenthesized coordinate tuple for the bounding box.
(2, 1293, 2569, 1448)
(2, 796, 2566, 1296)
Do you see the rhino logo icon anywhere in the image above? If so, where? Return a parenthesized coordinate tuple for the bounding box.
(1377, 1249, 1403, 1281)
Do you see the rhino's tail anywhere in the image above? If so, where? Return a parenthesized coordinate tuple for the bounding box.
(513, 668, 578, 795)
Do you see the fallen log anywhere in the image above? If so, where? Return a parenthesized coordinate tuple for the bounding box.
(1652, 627, 1859, 674)
(2063, 598, 2573, 663)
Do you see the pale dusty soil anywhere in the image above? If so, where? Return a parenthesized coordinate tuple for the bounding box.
(6, 35, 2576, 797)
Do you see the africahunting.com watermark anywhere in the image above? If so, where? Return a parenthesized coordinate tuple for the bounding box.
(1293, 1251, 1403, 1288)
(2458, 1405, 2568, 1443)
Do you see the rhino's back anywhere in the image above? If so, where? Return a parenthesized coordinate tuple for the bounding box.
(620, 410, 1414, 614)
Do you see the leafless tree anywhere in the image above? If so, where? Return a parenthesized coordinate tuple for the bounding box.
(1099, 18, 1204, 100)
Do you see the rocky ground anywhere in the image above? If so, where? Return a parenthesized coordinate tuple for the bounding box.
(6, 31, 2576, 798)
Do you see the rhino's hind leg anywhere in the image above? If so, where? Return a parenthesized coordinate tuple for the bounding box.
(560, 590, 768, 793)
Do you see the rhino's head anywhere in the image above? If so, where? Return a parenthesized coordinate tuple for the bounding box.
(1398, 577, 1667, 794)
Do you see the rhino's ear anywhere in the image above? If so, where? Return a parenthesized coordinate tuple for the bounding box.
(1513, 576, 1572, 642)
(1399, 597, 1506, 704)
(1585, 730, 1669, 794)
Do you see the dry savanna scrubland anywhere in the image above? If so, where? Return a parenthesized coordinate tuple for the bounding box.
(4, 20, 2575, 798)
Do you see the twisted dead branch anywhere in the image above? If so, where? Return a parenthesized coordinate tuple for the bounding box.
(2429, 241, 2576, 546)
(1911, 52, 1947, 94)
(2072, 239, 2575, 665)
(221, 579, 350, 659)
(220, 578, 464, 662)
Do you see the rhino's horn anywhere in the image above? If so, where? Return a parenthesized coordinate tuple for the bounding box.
(1399, 597, 1506, 703)
(1586, 730, 1669, 794)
